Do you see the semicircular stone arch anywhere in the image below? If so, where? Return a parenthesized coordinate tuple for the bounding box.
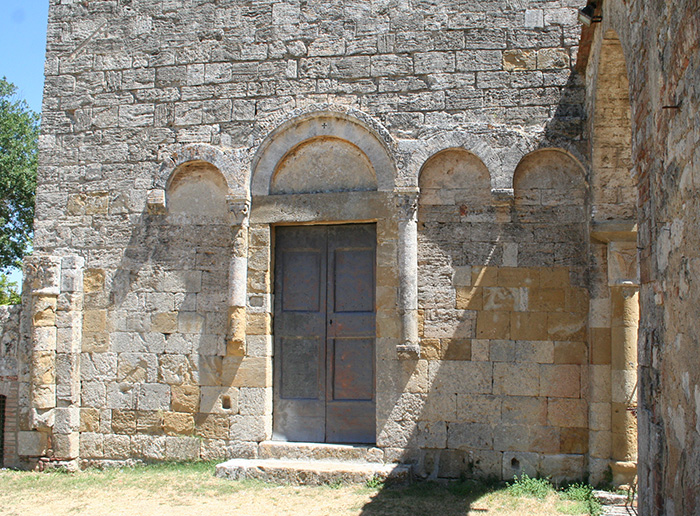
(512, 148, 587, 270)
(271, 136, 377, 195)
(407, 133, 502, 190)
(166, 160, 229, 224)
(155, 143, 247, 197)
(513, 148, 587, 206)
(251, 112, 396, 195)
(418, 148, 492, 207)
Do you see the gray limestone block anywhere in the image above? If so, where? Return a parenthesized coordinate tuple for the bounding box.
(137, 383, 171, 411)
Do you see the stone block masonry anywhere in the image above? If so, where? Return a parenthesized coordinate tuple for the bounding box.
(15, 0, 679, 497)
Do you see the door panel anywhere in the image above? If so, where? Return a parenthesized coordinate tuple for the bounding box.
(281, 250, 322, 312)
(273, 224, 376, 444)
(273, 227, 327, 442)
(280, 337, 322, 399)
(333, 248, 374, 312)
(332, 338, 374, 401)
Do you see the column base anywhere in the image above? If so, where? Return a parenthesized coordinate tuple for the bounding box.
(610, 460, 637, 487)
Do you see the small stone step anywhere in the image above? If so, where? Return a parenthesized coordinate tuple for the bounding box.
(258, 441, 384, 464)
(216, 458, 411, 486)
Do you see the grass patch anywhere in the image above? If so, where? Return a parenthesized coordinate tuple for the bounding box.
(0, 462, 606, 516)
(506, 474, 553, 499)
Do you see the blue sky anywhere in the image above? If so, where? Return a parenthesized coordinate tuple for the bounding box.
(1, 0, 49, 286)
(1, 0, 49, 112)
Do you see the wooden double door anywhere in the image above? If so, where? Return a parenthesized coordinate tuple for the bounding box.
(273, 224, 376, 444)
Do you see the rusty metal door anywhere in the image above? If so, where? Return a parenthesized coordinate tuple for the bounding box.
(273, 224, 376, 443)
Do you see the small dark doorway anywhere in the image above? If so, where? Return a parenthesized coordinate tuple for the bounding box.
(0, 395, 5, 466)
(273, 224, 376, 444)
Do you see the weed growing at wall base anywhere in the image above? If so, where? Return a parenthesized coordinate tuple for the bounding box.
(506, 475, 603, 516)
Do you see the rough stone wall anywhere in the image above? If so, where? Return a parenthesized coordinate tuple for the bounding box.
(619, 1, 700, 515)
(581, 0, 700, 513)
(0, 304, 22, 467)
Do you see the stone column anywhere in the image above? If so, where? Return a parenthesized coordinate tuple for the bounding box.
(395, 187, 420, 357)
(227, 195, 251, 356)
(607, 241, 639, 486)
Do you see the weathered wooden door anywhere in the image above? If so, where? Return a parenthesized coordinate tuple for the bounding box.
(273, 224, 376, 443)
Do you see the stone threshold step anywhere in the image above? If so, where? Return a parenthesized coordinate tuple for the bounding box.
(216, 458, 411, 486)
(258, 440, 385, 463)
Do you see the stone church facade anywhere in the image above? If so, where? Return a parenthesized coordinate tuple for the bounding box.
(1, 1, 698, 514)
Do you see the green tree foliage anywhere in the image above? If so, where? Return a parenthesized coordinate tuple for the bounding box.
(0, 77, 39, 272)
(0, 273, 21, 305)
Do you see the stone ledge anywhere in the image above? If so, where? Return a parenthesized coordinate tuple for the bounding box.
(259, 441, 385, 463)
(216, 458, 411, 485)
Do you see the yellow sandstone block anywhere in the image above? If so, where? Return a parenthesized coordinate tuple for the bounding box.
(471, 266, 499, 287)
(83, 310, 108, 333)
(171, 385, 200, 413)
(548, 312, 587, 341)
(510, 312, 548, 340)
(151, 312, 178, 333)
(528, 288, 565, 312)
(455, 287, 483, 310)
(482, 287, 517, 311)
(31, 351, 56, 384)
(83, 269, 106, 293)
(194, 413, 229, 439)
(553, 341, 587, 364)
(421, 339, 442, 360)
(443, 339, 471, 360)
(566, 288, 589, 313)
(590, 328, 612, 364)
(539, 267, 570, 288)
(82, 332, 109, 353)
(228, 357, 272, 388)
(80, 408, 100, 433)
(540, 364, 581, 398)
(476, 311, 510, 339)
(560, 427, 589, 454)
(548, 398, 587, 427)
(228, 306, 247, 352)
(163, 412, 195, 436)
(498, 267, 539, 287)
(32, 295, 58, 327)
(246, 312, 271, 335)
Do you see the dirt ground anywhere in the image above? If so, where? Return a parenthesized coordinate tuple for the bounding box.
(0, 464, 593, 516)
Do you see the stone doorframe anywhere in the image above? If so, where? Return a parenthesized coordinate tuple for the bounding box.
(249, 111, 419, 443)
(250, 111, 419, 351)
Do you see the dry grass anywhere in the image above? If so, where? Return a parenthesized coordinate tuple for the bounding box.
(0, 462, 597, 516)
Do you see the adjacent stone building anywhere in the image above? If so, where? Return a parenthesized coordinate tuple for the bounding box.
(1, 1, 698, 514)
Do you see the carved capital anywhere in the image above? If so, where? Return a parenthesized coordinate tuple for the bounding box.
(608, 241, 639, 286)
(24, 255, 62, 296)
(146, 189, 167, 215)
(227, 195, 251, 226)
(395, 187, 419, 221)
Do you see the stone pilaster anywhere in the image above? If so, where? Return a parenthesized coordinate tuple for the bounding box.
(21, 255, 84, 467)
